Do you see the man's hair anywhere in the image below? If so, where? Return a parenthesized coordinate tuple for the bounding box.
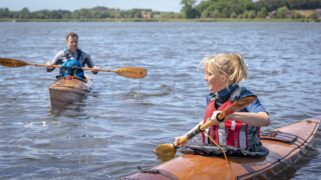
(66, 32, 78, 40)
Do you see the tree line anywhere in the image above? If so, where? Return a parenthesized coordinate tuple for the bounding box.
(181, 0, 321, 19)
(0, 7, 160, 20)
(0, 0, 321, 21)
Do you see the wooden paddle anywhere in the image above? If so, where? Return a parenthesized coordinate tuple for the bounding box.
(0, 57, 147, 79)
(154, 95, 257, 161)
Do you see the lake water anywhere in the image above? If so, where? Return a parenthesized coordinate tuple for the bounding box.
(0, 22, 320, 179)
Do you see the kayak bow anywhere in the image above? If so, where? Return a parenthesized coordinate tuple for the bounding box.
(48, 76, 92, 111)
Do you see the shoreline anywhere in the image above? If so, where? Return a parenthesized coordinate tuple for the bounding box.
(0, 18, 319, 23)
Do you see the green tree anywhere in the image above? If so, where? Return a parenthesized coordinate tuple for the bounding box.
(126, 9, 144, 18)
(180, 0, 200, 18)
(242, 10, 256, 18)
(0, 8, 10, 18)
(257, 7, 268, 18)
(239, 0, 255, 11)
(195, 0, 256, 18)
(19, 7, 31, 19)
(90, 7, 112, 19)
(72, 8, 92, 19)
(276, 6, 288, 18)
(32, 10, 50, 19)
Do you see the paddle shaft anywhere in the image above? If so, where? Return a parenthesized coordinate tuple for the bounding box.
(46, 64, 146, 78)
(41, 64, 147, 79)
(34, 63, 61, 68)
(178, 116, 223, 146)
(0, 58, 147, 78)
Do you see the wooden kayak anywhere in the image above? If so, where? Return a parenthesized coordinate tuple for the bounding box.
(123, 116, 321, 180)
(48, 76, 92, 111)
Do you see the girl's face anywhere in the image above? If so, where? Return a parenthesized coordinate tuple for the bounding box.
(204, 69, 228, 93)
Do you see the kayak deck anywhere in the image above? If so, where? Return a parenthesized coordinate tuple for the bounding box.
(123, 116, 320, 180)
(48, 76, 92, 111)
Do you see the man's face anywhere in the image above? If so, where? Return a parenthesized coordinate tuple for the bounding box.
(66, 36, 78, 53)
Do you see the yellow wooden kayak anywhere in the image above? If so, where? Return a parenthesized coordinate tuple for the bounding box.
(123, 115, 320, 180)
(48, 76, 92, 111)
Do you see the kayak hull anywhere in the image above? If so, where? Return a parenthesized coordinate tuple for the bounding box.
(48, 76, 92, 111)
(123, 116, 320, 180)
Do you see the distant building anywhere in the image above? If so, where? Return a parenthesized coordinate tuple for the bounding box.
(267, 11, 276, 19)
(141, 9, 153, 19)
(315, 9, 321, 19)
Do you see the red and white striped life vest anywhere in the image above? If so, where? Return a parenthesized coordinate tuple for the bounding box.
(201, 98, 260, 150)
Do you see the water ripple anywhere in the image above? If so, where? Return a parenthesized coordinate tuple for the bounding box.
(0, 22, 320, 179)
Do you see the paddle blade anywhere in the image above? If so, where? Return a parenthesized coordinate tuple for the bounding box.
(154, 143, 176, 162)
(115, 67, 147, 79)
(0, 58, 31, 67)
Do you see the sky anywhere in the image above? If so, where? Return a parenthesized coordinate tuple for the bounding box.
(0, 0, 184, 12)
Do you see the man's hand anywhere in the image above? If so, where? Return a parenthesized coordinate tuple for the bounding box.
(92, 66, 100, 74)
(47, 64, 54, 72)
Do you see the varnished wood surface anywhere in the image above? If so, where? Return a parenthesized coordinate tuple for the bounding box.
(49, 77, 92, 111)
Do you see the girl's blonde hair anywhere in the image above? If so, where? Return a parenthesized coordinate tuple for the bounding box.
(202, 53, 247, 84)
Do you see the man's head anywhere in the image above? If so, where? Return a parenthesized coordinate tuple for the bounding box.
(66, 32, 78, 53)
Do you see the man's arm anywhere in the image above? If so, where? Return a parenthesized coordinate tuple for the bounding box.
(82, 53, 99, 74)
(47, 51, 64, 72)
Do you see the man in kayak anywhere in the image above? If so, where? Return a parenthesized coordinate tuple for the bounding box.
(47, 32, 99, 79)
(175, 53, 270, 156)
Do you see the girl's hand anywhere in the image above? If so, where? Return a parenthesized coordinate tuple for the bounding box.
(174, 136, 188, 147)
(210, 110, 223, 124)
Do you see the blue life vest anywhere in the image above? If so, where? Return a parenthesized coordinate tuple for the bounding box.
(59, 49, 85, 79)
